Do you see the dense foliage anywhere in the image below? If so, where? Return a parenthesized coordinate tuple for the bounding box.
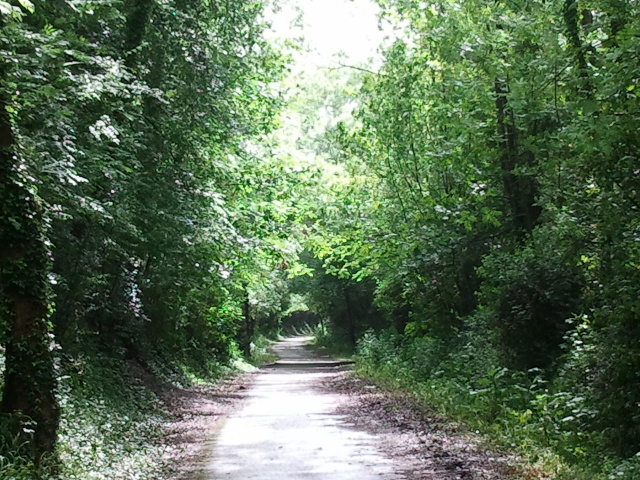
(1, 0, 639, 478)
(0, 0, 298, 472)
(298, 0, 640, 478)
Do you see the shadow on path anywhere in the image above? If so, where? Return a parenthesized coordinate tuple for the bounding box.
(201, 335, 399, 480)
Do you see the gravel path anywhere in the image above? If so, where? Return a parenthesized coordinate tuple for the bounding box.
(201, 336, 399, 480)
(159, 336, 521, 480)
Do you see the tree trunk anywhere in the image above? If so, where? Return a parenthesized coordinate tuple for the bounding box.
(494, 77, 541, 235)
(241, 298, 254, 357)
(124, 0, 155, 68)
(563, 0, 594, 96)
(0, 80, 59, 460)
(343, 287, 357, 348)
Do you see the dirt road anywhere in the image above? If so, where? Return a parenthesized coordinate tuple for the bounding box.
(162, 336, 516, 479)
(202, 336, 399, 480)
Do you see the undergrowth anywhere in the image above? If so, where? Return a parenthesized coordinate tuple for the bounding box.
(55, 352, 169, 480)
(247, 334, 279, 366)
(355, 329, 636, 480)
(0, 338, 241, 480)
(308, 322, 356, 358)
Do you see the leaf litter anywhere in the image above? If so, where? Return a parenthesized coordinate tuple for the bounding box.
(322, 371, 523, 480)
(153, 365, 528, 480)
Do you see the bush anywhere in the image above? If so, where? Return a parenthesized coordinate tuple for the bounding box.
(353, 328, 635, 480)
(477, 230, 584, 370)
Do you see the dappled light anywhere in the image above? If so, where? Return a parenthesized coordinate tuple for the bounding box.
(1, 0, 639, 478)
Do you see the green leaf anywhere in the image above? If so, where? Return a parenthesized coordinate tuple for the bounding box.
(580, 100, 599, 116)
(17, 0, 34, 13)
(0, 1, 11, 15)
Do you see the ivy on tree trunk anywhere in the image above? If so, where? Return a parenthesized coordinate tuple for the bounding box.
(0, 70, 59, 462)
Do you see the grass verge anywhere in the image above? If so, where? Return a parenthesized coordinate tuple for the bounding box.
(354, 331, 639, 480)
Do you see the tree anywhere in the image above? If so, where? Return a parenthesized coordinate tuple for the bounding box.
(0, 0, 288, 463)
(0, 9, 58, 460)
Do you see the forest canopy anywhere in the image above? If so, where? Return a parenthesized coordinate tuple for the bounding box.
(0, 0, 639, 478)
